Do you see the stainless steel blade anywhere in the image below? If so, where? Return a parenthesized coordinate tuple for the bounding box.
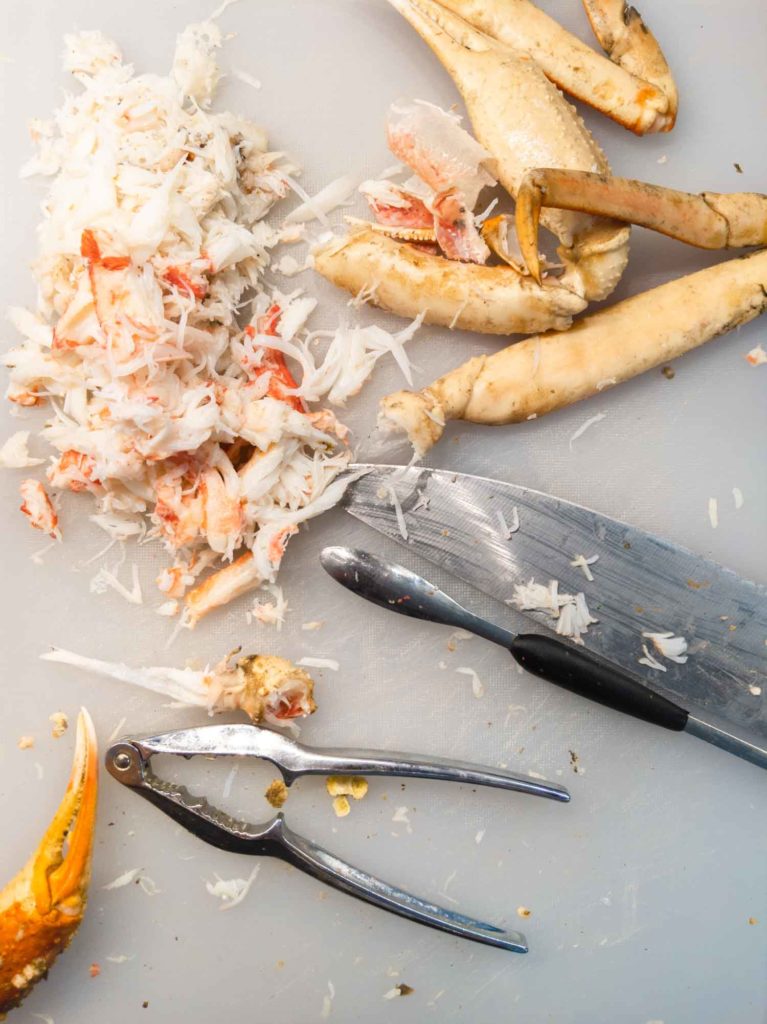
(343, 465, 767, 743)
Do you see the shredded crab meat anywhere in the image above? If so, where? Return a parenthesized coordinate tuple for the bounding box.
(205, 865, 260, 910)
(456, 665, 485, 698)
(496, 507, 519, 539)
(246, 583, 289, 629)
(19, 479, 59, 538)
(0, 431, 45, 468)
(745, 344, 767, 366)
(570, 554, 599, 581)
(40, 647, 317, 728)
(4, 21, 414, 623)
(509, 579, 597, 643)
(642, 631, 689, 664)
(638, 643, 667, 672)
(388, 485, 409, 541)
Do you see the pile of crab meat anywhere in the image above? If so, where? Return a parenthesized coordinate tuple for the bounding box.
(3, 22, 420, 625)
(355, 98, 537, 270)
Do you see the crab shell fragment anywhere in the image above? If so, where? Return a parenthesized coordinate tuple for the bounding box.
(0, 709, 98, 1017)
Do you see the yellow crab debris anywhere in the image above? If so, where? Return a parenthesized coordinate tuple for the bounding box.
(264, 779, 289, 809)
(326, 776, 369, 800)
(49, 711, 69, 738)
(332, 796, 351, 818)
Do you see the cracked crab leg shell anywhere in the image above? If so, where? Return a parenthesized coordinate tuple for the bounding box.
(516, 170, 767, 281)
(435, 0, 676, 134)
(379, 249, 767, 454)
(313, 228, 587, 335)
(386, 0, 628, 301)
(0, 709, 97, 1015)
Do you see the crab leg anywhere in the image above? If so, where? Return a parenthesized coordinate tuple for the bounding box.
(516, 170, 767, 282)
(314, 227, 586, 335)
(0, 710, 98, 1015)
(433, 0, 676, 135)
(315, 0, 633, 335)
(379, 249, 767, 455)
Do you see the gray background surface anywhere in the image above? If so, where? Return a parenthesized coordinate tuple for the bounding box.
(0, 1, 765, 1021)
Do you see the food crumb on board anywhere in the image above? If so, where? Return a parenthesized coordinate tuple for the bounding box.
(708, 497, 718, 529)
(49, 710, 68, 738)
(748, 917, 758, 925)
(383, 984, 414, 999)
(321, 981, 336, 1019)
(517, 906, 532, 919)
(18, 735, 35, 749)
(732, 487, 744, 510)
(748, 685, 762, 697)
(569, 750, 581, 774)
(475, 829, 485, 845)
(301, 620, 324, 631)
(661, 365, 675, 379)
(332, 796, 351, 818)
(734, 162, 743, 173)
(657, 154, 668, 164)
(142, 1001, 149, 1010)
(745, 344, 767, 366)
(265, 778, 289, 808)
(89, 963, 101, 978)
(456, 665, 485, 698)
(326, 775, 368, 800)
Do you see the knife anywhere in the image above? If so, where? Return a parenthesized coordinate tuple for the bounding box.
(340, 465, 767, 764)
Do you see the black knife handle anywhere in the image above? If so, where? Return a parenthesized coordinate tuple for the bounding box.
(508, 634, 689, 732)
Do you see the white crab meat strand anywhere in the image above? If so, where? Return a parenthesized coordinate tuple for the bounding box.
(0, 431, 45, 468)
(570, 554, 599, 581)
(642, 631, 688, 664)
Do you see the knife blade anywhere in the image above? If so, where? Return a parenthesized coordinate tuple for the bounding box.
(342, 465, 766, 748)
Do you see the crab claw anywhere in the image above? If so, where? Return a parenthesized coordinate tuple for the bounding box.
(0, 709, 98, 1016)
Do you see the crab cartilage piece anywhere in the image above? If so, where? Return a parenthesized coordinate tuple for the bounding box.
(346, 216, 438, 244)
(0, 709, 98, 1015)
(516, 169, 767, 282)
(385, 98, 497, 208)
(379, 248, 767, 455)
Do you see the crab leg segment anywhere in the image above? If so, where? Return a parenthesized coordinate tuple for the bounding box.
(0, 709, 98, 1015)
(516, 171, 767, 283)
(432, 0, 676, 134)
(379, 249, 767, 454)
(314, 227, 586, 335)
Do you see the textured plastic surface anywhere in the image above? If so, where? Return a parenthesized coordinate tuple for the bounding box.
(0, 1, 765, 1022)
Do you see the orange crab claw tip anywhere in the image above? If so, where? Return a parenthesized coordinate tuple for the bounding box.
(32, 708, 98, 916)
(0, 710, 98, 1015)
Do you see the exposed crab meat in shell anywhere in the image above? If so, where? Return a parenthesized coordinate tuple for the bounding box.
(42, 648, 317, 729)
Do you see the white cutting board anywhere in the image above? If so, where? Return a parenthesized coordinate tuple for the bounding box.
(0, 1, 765, 1021)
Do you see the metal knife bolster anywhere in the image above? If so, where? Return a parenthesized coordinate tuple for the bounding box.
(342, 465, 767, 743)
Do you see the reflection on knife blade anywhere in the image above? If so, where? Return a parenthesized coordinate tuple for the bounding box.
(343, 465, 766, 742)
